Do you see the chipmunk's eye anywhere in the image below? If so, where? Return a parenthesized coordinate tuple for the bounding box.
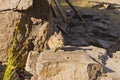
(58, 39, 60, 41)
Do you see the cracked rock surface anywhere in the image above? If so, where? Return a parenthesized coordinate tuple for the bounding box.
(0, 0, 33, 11)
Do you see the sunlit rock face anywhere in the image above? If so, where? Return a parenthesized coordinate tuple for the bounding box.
(0, 0, 50, 63)
(0, 0, 33, 11)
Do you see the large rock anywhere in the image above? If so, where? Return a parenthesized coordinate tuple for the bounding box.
(81, 46, 120, 80)
(28, 50, 103, 80)
(25, 46, 120, 80)
(0, 0, 50, 64)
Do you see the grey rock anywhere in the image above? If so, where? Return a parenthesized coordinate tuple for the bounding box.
(70, 37, 89, 46)
(96, 39, 111, 49)
(86, 21, 108, 32)
(93, 22, 108, 30)
(70, 26, 86, 33)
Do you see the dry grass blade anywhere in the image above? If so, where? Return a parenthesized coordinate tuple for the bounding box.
(3, 19, 21, 80)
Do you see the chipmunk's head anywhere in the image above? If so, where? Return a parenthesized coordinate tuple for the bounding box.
(47, 31, 64, 51)
(103, 3, 109, 9)
(53, 31, 64, 47)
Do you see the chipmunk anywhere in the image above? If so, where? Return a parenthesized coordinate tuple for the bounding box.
(103, 3, 109, 9)
(47, 31, 64, 52)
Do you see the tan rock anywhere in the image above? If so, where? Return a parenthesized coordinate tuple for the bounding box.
(33, 50, 103, 80)
(0, 0, 50, 64)
(17, 0, 33, 10)
(0, 0, 32, 11)
(0, 11, 21, 62)
(98, 76, 112, 80)
(25, 51, 40, 76)
(105, 53, 120, 80)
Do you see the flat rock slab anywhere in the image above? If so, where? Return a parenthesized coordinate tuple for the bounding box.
(31, 50, 103, 80)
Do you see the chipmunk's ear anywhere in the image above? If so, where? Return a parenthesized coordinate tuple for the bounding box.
(54, 32, 57, 35)
(58, 31, 62, 35)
